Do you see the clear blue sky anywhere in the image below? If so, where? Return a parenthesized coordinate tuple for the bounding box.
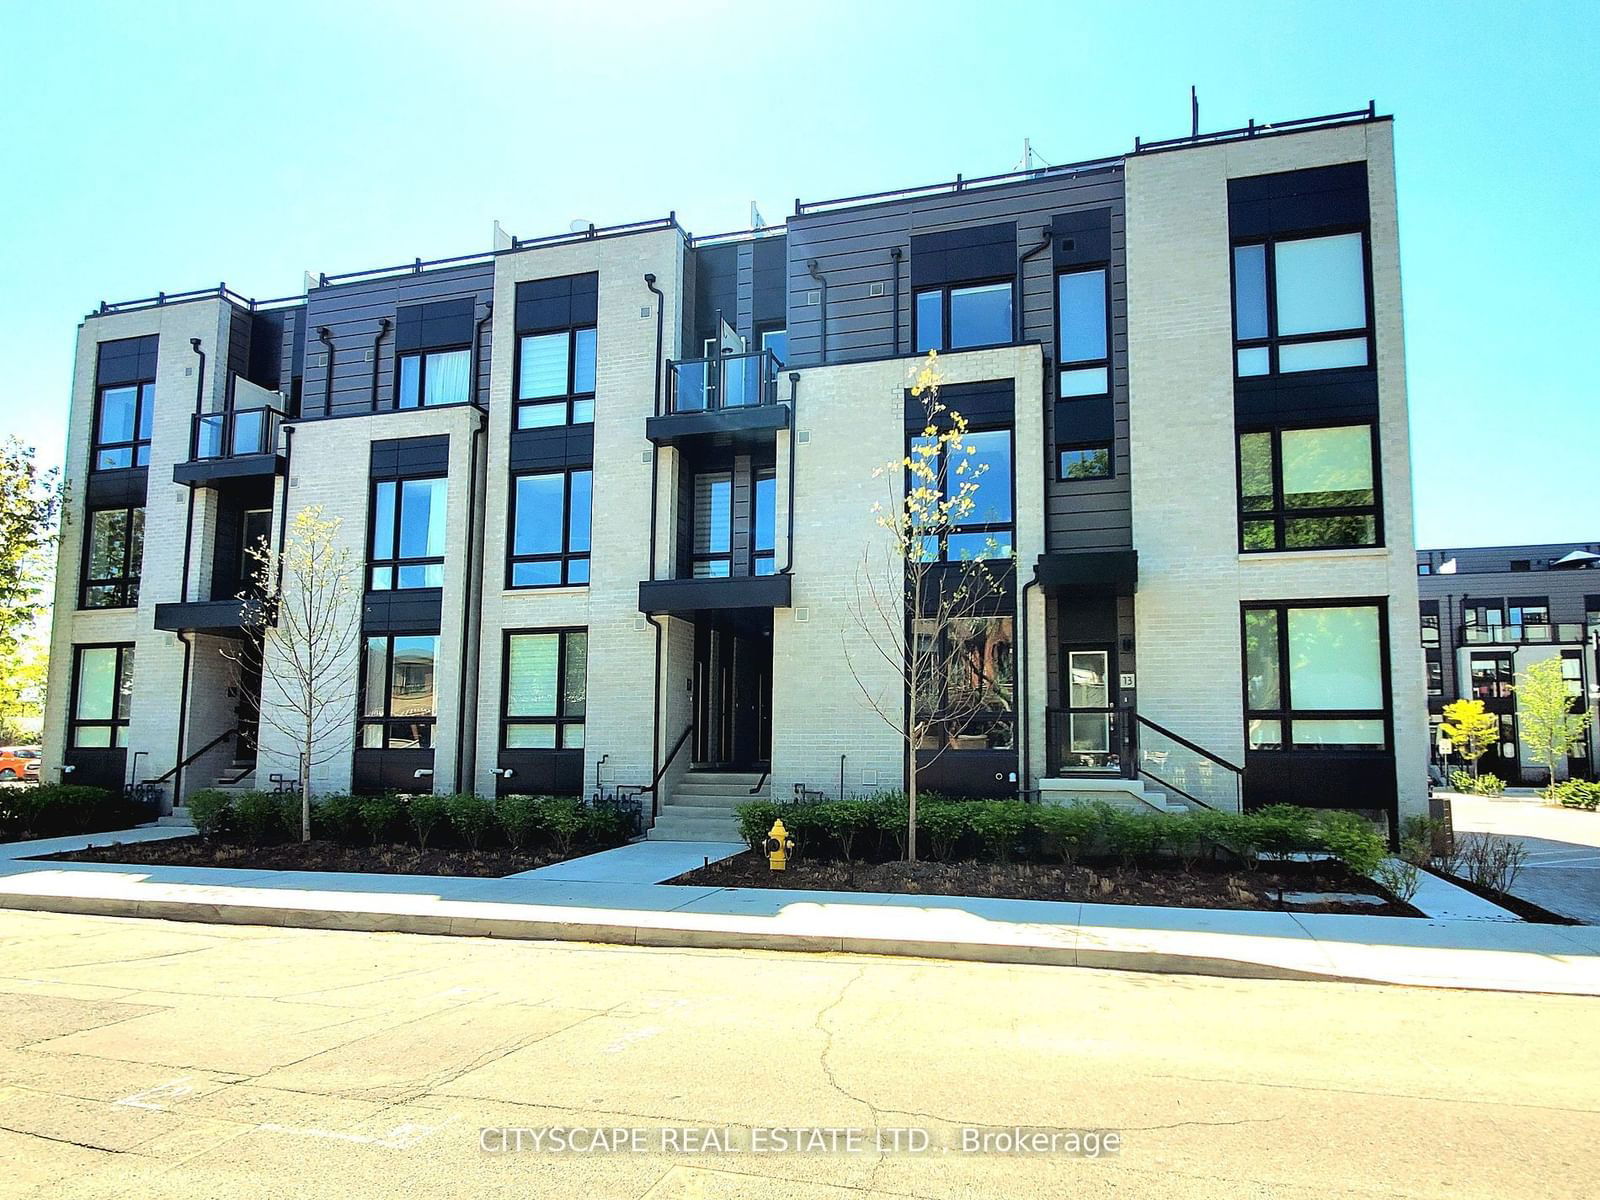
(2, 0, 1595, 548)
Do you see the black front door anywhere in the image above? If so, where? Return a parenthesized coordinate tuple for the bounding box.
(693, 618, 771, 770)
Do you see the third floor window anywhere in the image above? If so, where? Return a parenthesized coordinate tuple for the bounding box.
(517, 326, 596, 429)
(94, 381, 155, 469)
(397, 348, 471, 409)
(914, 282, 1013, 353)
(1233, 231, 1371, 377)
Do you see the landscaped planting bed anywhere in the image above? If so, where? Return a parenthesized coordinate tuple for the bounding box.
(37, 790, 632, 879)
(0, 785, 143, 844)
(666, 795, 1421, 916)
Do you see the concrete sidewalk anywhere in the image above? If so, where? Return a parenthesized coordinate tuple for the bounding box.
(1, 828, 1597, 995)
(1450, 791, 1600, 924)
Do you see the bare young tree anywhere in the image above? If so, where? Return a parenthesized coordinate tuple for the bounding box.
(844, 353, 1011, 861)
(223, 505, 361, 840)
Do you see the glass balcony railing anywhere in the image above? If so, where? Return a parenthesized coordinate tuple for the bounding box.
(1461, 623, 1586, 645)
(192, 406, 284, 461)
(666, 349, 780, 414)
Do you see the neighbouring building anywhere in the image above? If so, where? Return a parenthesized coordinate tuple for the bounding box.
(1418, 542, 1600, 785)
(42, 104, 1429, 838)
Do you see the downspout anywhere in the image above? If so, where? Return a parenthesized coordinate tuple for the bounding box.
(171, 632, 193, 808)
(806, 260, 828, 365)
(1017, 230, 1054, 344)
(889, 247, 903, 355)
(471, 303, 493, 409)
(454, 417, 483, 792)
(780, 373, 800, 574)
(180, 338, 206, 602)
(317, 327, 334, 416)
(275, 425, 295, 596)
(644, 273, 665, 415)
(368, 317, 391, 412)
(644, 614, 664, 820)
(643, 273, 669, 821)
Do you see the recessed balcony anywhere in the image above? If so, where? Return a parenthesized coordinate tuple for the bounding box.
(172, 403, 287, 487)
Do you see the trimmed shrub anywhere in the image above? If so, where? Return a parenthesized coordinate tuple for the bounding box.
(446, 794, 495, 850)
(312, 793, 364, 843)
(4, 785, 122, 839)
(358, 794, 402, 845)
(918, 801, 969, 862)
(1554, 780, 1600, 811)
(1035, 803, 1101, 866)
(736, 800, 781, 852)
(495, 794, 542, 851)
(1251, 804, 1322, 861)
(967, 800, 1031, 862)
(1100, 807, 1164, 868)
(538, 796, 585, 857)
(866, 791, 908, 859)
(407, 794, 450, 851)
(1317, 810, 1387, 877)
(584, 799, 631, 848)
(233, 791, 286, 843)
(819, 799, 875, 861)
(188, 790, 233, 840)
(1373, 857, 1422, 903)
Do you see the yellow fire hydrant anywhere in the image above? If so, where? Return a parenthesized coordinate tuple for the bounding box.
(764, 818, 795, 872)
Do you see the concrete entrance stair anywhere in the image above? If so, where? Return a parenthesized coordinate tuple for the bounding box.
(648, 771, 765, 841)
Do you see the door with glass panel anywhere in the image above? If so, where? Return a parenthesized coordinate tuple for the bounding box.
(1060, 646, 1117, 772)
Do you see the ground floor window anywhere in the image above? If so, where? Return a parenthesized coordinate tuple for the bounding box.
(1242, 601, 1389, 750)
(914, 615, 1015, 750)
(358, 635, 439, 748)
(502, 629, 587, 749)
(71, 644, 134, 748)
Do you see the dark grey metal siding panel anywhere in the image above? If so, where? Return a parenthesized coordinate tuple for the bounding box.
(736, 242, 754, 342)
(299, 262, 493, 419)
(225, 304, 252, 390)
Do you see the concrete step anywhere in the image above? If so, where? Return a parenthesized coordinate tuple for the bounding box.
(158, 807, 194, 828)
(659, 792, 748, 811)
(648, 802, 742, 842)
(674, 780, 768, 799)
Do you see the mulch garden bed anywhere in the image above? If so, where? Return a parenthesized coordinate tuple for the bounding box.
(671, 852, 1422, 917)
(34, 837, 585, 879)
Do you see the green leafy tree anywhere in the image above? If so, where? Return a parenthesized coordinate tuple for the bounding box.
(844, 353, 1008, 861)
(0, 440, 62, 739)
(1440, 697, 1499, 780)
(1515, 658, 1592, 798)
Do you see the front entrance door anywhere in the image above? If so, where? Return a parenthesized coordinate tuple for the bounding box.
(693, 618, 771, 770)
(1059, 645, 1118, 772)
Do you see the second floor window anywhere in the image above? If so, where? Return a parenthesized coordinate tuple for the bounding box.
(359, 634, 438, 748)
(398, 348, 471, 408)
(71, 643, 134, 748)
(1056, 268, 1109, 398)
(754, 470, 776, 575)
(370, 477, 446, 590)
(914, 282, 1013, 353)
(81, 506, 143, 609)
(912, 428, 1015, 562)
(510, 469, 591, 587)
(1238, 424, 1378, 552)
(1233, 231, 1370, 377)
(94, 381, 155, 469)
(517, 327, 596, 429)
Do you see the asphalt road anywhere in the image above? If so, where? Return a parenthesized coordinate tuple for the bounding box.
(1, 910, 1596, 1199)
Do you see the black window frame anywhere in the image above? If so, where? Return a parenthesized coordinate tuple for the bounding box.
(395, 344, 474, 411)
(500, 627, 588, 751)
(1057, 444, 1113, 482)
(513, 325, 597, 430)
(691, 470, 735, 578)
(1053, 265, 1111, 400)
(79, 504, 144, 610)
(912, 278, 1016, 354)
(1241, 599, 1393, 753)
(913, 612, 1018, 753)
(1236, 421, 1383, 552)
(909, 423, 1017, 564)
(357, 633, 440, 750)
(507, 467, 591, 589)
(68, 642, 135, 749)
(367, 475, 448, 592)
(753, 467, 777, 576)
(1231, 227, 1376, 378)
(92, 380, 156, 471)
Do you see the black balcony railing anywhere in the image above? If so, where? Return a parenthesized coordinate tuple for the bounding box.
(192, 406, 284, 461)
(1461, 622, 1586, 646)
(666, 349, 780, 414)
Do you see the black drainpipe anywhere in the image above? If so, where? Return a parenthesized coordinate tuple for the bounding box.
(368, 317, 391, 412)
(806, 260, 828, 364)
(644, 274, 665, 578)
(1017, 230, 1054, 343)
(172, 632, 193, 806)
(317, 327, 335, 416)
(889, 247, 903, 355)
(781, 372, 800, 574)
(275, 425, 295, 596)
(471, 303, 493, 408)
(644, 614, 664, 820)
(180, 338, 206, 603)
(454, 417, 484, 792)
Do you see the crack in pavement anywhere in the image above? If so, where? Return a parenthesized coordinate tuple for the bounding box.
(0, 1124, 136, 1155)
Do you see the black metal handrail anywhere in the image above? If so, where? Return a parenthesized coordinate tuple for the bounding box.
(191, 405, 285, 461)
(1135, 715, 1244, 775)
(1133, 103, 1379, 153)
(638, 723, 695, 799)
(145, 728, 236, 786)
(1460, 622, 1586, 646)
(666, 348, 780, 414)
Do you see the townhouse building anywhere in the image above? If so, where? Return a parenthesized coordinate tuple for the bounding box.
(1418, 541, 1600, 784)
(42, 105, 1429, 839)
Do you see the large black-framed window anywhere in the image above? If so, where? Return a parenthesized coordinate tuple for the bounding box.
(397, 347, 472, 409)
(358, 634, 439, 749)
(914, 614, 1016, 752)
(910, 426, 1015, 563)
(93, 381, 155, 470)
(1055, 267, 1110, 398)
(1232, 229, 1373, 377)
(516, 326, 596, 429)
(502, 628, 587, 749)
(1243, 601, 1391, 752)
(509, 468, 591, 587)
(70, 643, 134, 748)
(1238, 423, 1380, 551)
(369, 476, 447, 590)
(80, 506, 144, 609)
(913, 281, 1014, 353)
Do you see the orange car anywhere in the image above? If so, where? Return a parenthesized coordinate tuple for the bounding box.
(0, 747, 41, 782)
